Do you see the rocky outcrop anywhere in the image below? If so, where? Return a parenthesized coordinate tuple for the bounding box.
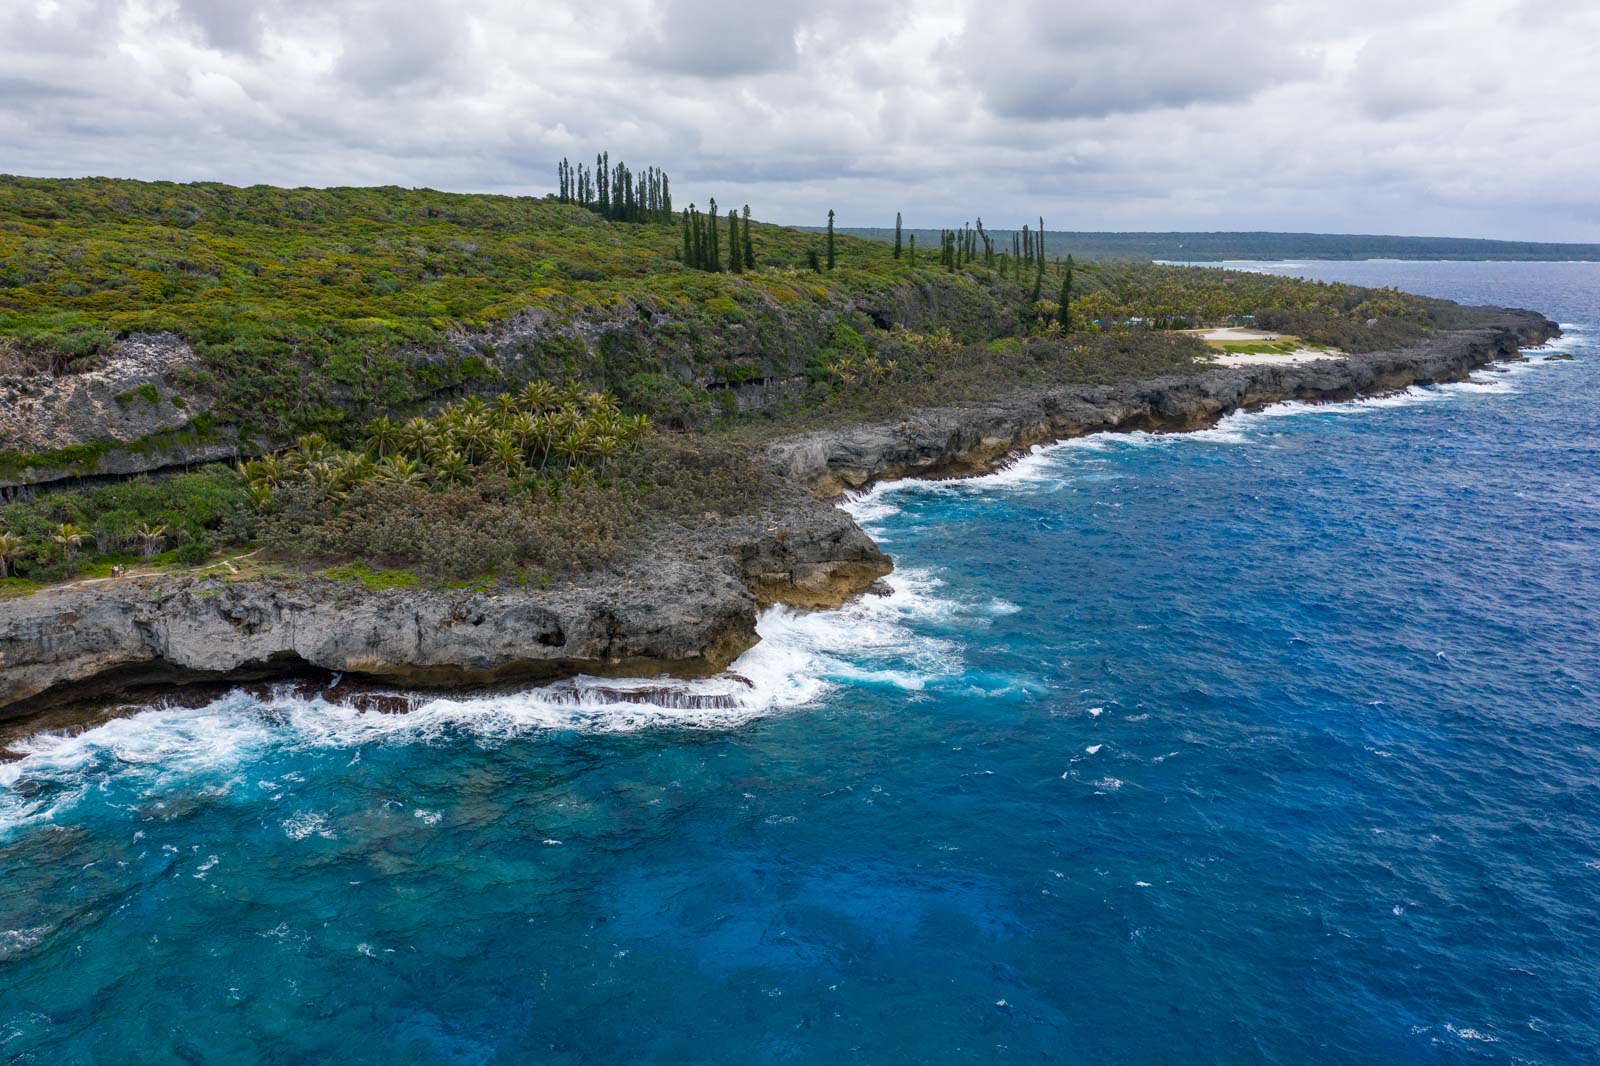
(0, 311, 1555, 720)
(769, 316, 1556, 495)
(0, 275, 1015, 491)
(452, 273, 1015, 418)
(0, 487, 888, 716)
(0, 332, 231, 490)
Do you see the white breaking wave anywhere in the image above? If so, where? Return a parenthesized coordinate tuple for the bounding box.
(848, 352, 1561, 525)
(0, 566, 980, 835)
(1, 347, 1565, 837)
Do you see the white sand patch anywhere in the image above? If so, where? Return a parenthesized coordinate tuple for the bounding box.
(1209, 350, 1345, 366)
(1197, 327, 1280, 341)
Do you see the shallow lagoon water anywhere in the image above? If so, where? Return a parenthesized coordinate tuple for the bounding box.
(3, 262, 1599, 1063)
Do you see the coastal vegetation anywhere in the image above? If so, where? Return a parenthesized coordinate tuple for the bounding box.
(834, 227, 1600, 263)
(0, 172, 1474, 588)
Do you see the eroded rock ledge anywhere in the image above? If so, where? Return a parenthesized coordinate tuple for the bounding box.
(0, 492, 889, 717)
(769, 315, 1557, 495)
(0, 311, 1557, 720)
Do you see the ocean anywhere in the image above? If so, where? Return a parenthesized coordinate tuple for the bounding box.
(3, 262, 1597, 1063)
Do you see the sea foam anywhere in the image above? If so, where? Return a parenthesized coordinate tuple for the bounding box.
(0, 566, 980, 835)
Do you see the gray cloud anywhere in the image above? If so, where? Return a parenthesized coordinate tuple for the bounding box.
(625, 0, 805, 77)
(0, 0, 1596, 241)
(956, 1, 1314, 120)
(174, 0, 267, 53)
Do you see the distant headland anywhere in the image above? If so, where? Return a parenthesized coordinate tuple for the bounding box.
(831, 228, 1600, 263)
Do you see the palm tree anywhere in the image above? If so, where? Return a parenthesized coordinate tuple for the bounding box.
(457, 396, 488, 419)
(363, 416, 402, 458)
(531, 413, 559, 469)
(294, 433, 332, 467)
(400, 417, 434, 459)
(0, 531, 25, 579)
(430, 448, 471, 487)
(552, 430, 588, 470)
(520, 380, 559, 413)
(136, 523, 167, 559)
(492, 393, 521, 420)
(53, 523, 89, 558)
(455, 414, 492, 464)
(376, 456, 426, 487)
(507, 411, 540, 454)
(589, 433, 622, 476)
(306, 460, 347, 499)
(240, 454, 285, 489)
(334, 452, 376, 490)
(485, 432, 526, 479)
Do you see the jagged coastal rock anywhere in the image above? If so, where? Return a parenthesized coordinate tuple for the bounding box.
(768, 316, 1552, 493)
(0, 311, 1557, 718)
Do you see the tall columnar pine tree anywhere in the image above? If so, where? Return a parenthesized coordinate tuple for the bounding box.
(727, 207, 742, 273)
(707, 197, 721, 272)
(893, 212, 903, 259)
(742, 205, 754, 268)
(1034, 217, 1046, 300)
(556, 153, 675, 223)
(682, 209, 693, 263)
(1059, 254, 1075, 328)
(826, 209, 836, 271)
(908, 233, 916, 267)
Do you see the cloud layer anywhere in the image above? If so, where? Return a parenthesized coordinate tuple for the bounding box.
(2, 0, 1596, 239)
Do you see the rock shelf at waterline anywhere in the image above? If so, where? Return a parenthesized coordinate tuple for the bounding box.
(0, 310, 1558, 722)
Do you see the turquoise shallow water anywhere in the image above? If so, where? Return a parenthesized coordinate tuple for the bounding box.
(3, 262, 1599, 1064)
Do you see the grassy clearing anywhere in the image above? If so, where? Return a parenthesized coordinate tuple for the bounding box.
(1207, 338, 1305, 355)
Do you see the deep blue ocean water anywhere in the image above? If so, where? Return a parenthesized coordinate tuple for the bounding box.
(3, 262, 1599, 1064)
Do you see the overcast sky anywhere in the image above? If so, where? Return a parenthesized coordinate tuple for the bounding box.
(3, 0, 1596, 239)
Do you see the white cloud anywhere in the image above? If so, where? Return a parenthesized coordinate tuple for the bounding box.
(0, 0, 1596, 240)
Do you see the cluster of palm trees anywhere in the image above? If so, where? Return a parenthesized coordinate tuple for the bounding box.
(238, 381, 650, 505)
(0, 521, 168, 579)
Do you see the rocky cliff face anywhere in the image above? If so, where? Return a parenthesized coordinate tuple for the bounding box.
(0, 312, 1556, 720)
(0, 332, 233, 490)
(1, 276, 1014, 491)
(0, 489, 889, 716)
(769, 317, 1554, 495)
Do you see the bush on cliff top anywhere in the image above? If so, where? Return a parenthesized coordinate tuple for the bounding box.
(1, 175, 1441, 446)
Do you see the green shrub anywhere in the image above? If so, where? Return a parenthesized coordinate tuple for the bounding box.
(114, 382, 162, 406)
(0, 468, 255, 581)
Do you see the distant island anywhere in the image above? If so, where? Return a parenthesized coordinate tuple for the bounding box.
(831, 228, 1600, 263)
